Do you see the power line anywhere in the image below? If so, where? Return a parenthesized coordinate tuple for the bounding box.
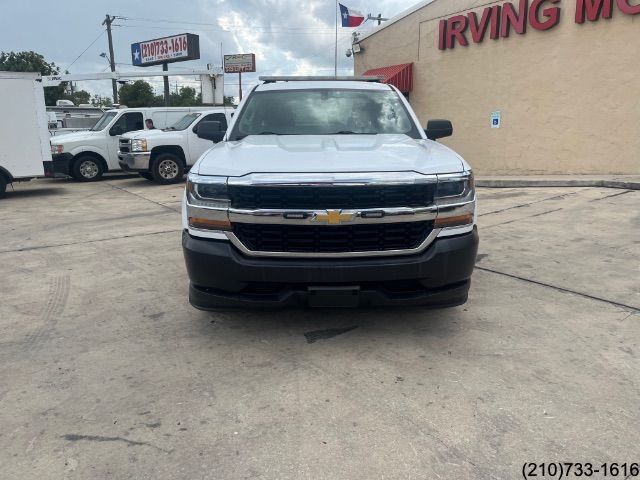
(65, 29, 107, 71)
(113, 24, 354, 37)
(115, 15, 341, 32)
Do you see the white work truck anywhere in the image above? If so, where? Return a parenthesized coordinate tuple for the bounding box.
(182, 76, 479, 309)
(49, 107, 218, 181)
(118, 108, 233, 184)
(0, 72, 54, 197)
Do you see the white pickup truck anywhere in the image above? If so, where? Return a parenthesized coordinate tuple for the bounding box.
(182, 76, 478, 309)
(118, 108, 233, 184)
(49, 107, 222, 182)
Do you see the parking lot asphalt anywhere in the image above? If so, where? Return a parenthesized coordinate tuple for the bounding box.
(0, 176, 638, 480)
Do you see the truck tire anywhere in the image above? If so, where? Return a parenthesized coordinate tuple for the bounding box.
(73, 155, 104, 182)
(0, 175, 6, 197)
(139, 172, 154, 181)
(151, 153, 184, 184)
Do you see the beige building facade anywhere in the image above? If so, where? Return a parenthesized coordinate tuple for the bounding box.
(354, 0, 640, 175)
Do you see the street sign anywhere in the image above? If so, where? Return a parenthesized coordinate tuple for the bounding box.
(224, 54, 256, 73)
(131, 34, 200, 67)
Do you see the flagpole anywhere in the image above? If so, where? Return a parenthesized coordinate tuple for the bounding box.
(334, 0, 338, 77)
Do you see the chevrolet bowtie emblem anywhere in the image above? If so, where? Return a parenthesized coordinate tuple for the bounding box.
(314, 210, 353, 225)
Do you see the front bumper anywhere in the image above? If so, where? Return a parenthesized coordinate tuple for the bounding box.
(118, 152, 151, 172)
(51, 153, 74, 176)
(183, 227, 479, 309)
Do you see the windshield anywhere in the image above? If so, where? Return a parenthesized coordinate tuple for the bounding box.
(91, 112, 118, 131)
(230, 89, 419, 140)
(166, 113, 200, 131)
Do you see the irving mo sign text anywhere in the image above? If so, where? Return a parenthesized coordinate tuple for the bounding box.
(438, 0, 640, 49)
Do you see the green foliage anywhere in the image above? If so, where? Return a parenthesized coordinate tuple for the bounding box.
(91, 95, 113, 108)
(0, 50, 66, 105)
(63, 89, 91, 105)
(223, 96, 236, 106)
(118, 80, 155, 107)
(170, 86, 199, 106)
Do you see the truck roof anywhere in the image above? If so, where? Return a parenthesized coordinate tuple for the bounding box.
(255, 80, 393, 92)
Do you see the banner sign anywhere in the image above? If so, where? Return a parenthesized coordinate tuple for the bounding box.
(131, 34, 200, 66)
(438, 0, 640, 50)
(223, 54, 256, 73)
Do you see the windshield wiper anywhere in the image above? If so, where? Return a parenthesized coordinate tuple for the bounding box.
(330, 130, 376, 135)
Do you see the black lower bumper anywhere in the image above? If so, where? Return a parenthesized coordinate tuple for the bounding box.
(51, 153, 74, 176)
(182, 227, 479, 309)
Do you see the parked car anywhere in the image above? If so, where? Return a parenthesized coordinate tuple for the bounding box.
(181, 76, 478, 309)
(49, 107, 219, 181)
(0, 72, 54, 197)
(118, 108, 233, 184)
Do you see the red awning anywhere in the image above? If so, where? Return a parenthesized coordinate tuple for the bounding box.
(362, 63, 413, 93)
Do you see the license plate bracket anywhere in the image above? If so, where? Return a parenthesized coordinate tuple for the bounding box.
(307, 286, 360, 308)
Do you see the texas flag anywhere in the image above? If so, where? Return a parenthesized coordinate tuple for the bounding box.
(339, 3, 365, 27)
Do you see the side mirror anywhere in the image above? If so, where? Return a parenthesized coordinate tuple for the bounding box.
(197, 121, 225, 143)
(109, 125, 124, 136)
(425, 119, 453, 141)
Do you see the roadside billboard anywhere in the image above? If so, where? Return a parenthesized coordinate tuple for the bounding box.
(223, 54, 256, 73)
(131, 34, 200, 67)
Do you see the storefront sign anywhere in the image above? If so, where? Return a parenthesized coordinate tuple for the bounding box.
(439, 0, 640, 50)
(223, 54, 256, 73)
(131, 34, 200, 66)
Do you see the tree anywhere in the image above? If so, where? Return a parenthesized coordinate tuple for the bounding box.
(0, 50, 66, 105)
(63, 89, 91, 105)
(91, 95, 113, 108)
(170, 86, 199, 106)
(118, 80, 155, 107)
(223, 96, 236, 106)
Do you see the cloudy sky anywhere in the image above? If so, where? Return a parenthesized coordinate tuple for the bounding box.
(0, 0, 414, 101)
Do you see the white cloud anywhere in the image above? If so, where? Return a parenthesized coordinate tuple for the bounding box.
(0, 0, 410, 101)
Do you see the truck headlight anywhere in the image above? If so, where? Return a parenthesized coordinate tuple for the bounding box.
(186, 173, 232, 231)
(434, 172, 475, 228)
(131, 139, 148, 152)
(51, 144, 63, 155)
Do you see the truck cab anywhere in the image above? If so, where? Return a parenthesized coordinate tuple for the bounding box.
(182, 77, 479, 309)
(117, 108, 233, 184)
(49, 107, 213, 181)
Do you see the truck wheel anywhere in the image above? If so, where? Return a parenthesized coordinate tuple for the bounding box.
(139, 172, 154, 181)
(73, 156, 104, 182)
(0, 176, 6, 197)
(152, 153, 184, 184)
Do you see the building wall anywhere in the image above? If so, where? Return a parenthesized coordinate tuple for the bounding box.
(355, 0, 640, 175)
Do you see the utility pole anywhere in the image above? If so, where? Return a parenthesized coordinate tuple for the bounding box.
(163, 63, 170, 106)
(102, 14, 118, 104)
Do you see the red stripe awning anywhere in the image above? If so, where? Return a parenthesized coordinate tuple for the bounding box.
(362, 63, 413, 93)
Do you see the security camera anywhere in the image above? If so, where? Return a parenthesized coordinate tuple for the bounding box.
(345, 49, 352, 58)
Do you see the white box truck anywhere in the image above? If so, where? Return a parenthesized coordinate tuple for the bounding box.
(0, 72, 54, 196)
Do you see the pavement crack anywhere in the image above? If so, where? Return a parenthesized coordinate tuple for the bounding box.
(476, 266, 640, 313)
(479, 190, 583, 217)
(484, 208, 563, 228)
(62, 434, 172, 453)
(588, 190, 635, 202)
(104, 181, 181, 213)
(0, 229, 181, 254)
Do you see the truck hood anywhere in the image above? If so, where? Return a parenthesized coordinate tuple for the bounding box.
(122, 129, 175, 140)
(50, 130, 104, 145)
(195, 134, 465, 177)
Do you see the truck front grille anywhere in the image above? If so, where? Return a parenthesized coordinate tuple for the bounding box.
(119, 139, 131, 153)
(229, 184, 436, 209)
(233, 221, 434, 253)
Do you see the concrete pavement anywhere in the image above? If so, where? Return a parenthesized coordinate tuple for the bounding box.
(0, 176, 638, 479)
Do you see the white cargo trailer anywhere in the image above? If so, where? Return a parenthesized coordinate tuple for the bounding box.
(0, 72, 54, 196)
